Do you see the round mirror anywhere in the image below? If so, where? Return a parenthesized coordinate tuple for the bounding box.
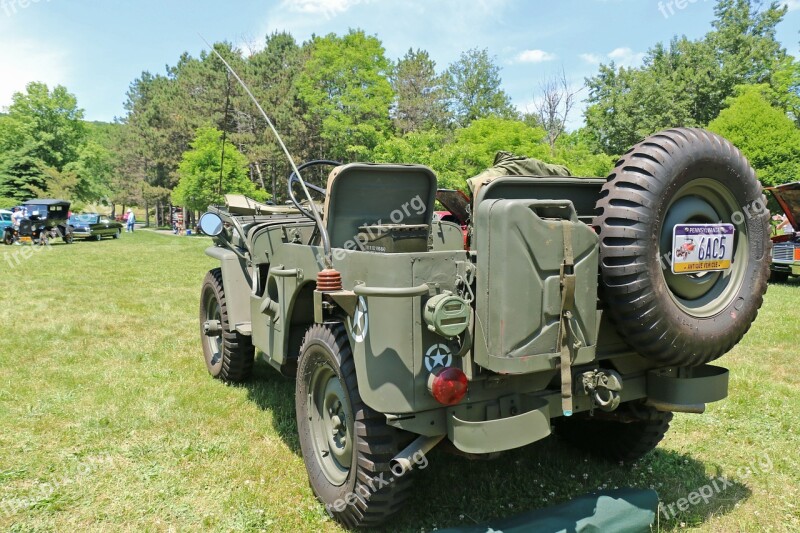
(199, 212, 224, 236)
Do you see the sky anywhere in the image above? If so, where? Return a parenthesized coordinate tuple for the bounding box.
(0, 0, 798, 128)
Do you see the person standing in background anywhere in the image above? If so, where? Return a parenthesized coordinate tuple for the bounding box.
(126, 209, 136, 233)
(777, 214, 795, 235)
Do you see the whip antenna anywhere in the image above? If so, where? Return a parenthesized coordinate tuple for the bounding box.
(200, 36, 333, 268)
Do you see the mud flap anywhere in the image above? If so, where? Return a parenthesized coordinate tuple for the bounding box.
(438, 488, 658, 533)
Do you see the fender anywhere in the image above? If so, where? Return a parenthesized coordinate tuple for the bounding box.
(205, 246, 253, 333)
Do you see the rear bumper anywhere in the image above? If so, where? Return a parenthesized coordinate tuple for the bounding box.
(389, 365, 729, 454)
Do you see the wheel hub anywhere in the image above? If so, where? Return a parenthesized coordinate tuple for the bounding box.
(309, 363, 352, 486)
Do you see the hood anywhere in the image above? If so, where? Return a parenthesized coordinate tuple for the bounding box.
(435, 189, 471, 226)
(767, 181, 800, 230)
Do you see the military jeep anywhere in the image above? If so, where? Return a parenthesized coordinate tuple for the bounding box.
(197, 128, 769, 528)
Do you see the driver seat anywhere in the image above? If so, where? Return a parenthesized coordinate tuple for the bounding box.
(322, 163, 437, 250)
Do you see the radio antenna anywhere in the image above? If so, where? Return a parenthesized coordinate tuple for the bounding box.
(200, 36, 333, 268)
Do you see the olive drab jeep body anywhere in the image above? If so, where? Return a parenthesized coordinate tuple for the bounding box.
(197, 128, 770, 528)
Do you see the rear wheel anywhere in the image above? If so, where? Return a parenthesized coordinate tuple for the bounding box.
(199, 268, 254, 382)
(113, 229, 120, 239)
(595, 128, 770, 366)
(296, 324, 414, 528)
(554, 403, 673, 462)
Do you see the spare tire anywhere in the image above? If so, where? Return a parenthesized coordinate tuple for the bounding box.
(595, 128, 770, 366)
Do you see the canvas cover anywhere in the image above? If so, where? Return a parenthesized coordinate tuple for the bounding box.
(467, 151, 572, 197)
(438, 488, 658, 533)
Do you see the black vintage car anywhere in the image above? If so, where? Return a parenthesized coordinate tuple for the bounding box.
(68, 213, 123, 240)
(3, 200, 74, 245)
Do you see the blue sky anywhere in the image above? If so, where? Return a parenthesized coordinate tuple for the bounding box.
(1, 0, 798, 128)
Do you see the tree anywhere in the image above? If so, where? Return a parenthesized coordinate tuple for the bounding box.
(0, 83, 87, 200)
(295, 30, 394, 161)
(584, 0, 791, 155)
(372, 130, 463, 189)
(391, 48, 449, 133)
(172, 126, 267, 212)
(233, 32, 307, 201)
(708, 85, 800, 186)
(532, 69, 580, 152)
(63, 141, 115, 202)
(0, 139, 48, 202)
(4, 82, 87, 170)
(551, 129, 615, 177)
(444, 48, 516, 127)
(452, 117, 549, 178)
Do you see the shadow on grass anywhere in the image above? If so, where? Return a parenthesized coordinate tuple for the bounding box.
(237, 359, 750, 532)
(383, 436, 751, 532)
(240, 358, 301, 455)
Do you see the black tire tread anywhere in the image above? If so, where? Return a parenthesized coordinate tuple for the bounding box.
(298, 324, 414, 528)
(595, 127, 770, 366)
(200, 268, 254, 382)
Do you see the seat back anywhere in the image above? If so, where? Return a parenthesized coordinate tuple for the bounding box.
(323, 163, 437, 250)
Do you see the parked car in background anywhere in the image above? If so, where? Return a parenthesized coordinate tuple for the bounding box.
(4, 200, 74, 245)
(767, 181, 800, 282)
(0, 210, 12, 231)
(68, 213, 123, 240)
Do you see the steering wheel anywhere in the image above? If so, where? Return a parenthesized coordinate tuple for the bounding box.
(287, 160, 341, 220)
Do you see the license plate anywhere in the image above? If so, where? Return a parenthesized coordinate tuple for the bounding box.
(672, 224, 735, 274)
(19, 236, 32, 243)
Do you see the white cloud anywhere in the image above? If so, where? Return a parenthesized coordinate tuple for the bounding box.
(0, 38, 70, 112)
(579, 47, 645, 68)
(608, 47, 645, 67)
(516, 49, 556, 63)
(579, 53, 602, 65)
(281, 0, 367, 17)
(782, 0, 800, 11)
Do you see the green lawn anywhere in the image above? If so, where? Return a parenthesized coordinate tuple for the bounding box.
(0, 231, 798, 532)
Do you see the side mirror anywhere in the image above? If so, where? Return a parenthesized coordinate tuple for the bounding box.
(199, 212, 224, 236)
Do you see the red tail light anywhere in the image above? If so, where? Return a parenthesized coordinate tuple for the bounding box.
(794, 247, 800, 261)
(429, 367, 468, 406)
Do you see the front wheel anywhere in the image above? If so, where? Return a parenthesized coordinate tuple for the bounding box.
(199, 268, 254, 382)
(3, 231, 13, 245)
(296, 324, 414, 528)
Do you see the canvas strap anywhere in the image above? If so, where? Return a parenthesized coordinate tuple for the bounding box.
(558, 222, 576, 416)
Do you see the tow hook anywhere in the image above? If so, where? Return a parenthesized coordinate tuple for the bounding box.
(203, 320, 222, 337)
(580, 369, 623, 414)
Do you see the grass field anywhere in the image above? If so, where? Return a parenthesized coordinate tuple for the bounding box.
(1, 231, 798, 532)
